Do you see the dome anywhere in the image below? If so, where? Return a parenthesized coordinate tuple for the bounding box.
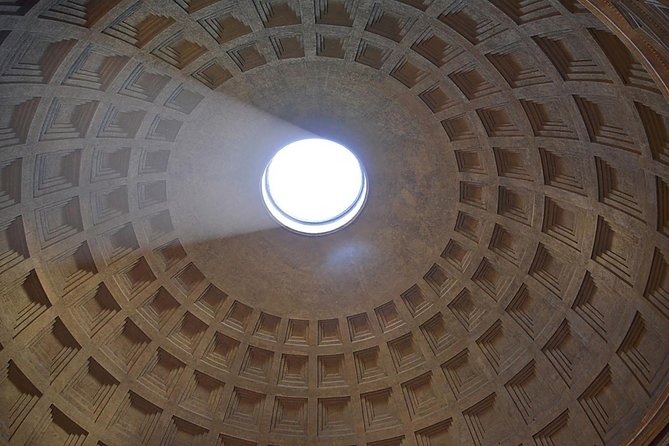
(0, 0, 668, 445)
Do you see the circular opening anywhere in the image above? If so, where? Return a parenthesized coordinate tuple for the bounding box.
(261, 138, 368, 235)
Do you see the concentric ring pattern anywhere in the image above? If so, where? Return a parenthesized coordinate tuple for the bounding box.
(0, 1, 668, 446)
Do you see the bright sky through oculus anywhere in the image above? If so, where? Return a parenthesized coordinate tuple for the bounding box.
(261, 138, 367, 235)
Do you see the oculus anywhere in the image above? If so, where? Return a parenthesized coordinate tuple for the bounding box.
(261, 138, 367, 235)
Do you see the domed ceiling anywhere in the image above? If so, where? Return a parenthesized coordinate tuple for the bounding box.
(0, 0, 668, 445)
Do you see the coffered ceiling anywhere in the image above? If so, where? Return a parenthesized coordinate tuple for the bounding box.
(0, 0, 668, 445)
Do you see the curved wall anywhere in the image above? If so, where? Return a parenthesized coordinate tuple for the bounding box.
(0, 1, 668, 445)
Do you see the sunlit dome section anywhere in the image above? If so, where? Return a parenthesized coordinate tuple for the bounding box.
(261, 138, 368, 235)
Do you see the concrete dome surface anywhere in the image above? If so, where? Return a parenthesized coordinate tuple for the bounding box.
(0, 0, 668, 445)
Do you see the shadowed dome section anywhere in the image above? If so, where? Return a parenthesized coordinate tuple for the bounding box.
(0, 1, 668, 446)
(261, 138, 368, 234)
